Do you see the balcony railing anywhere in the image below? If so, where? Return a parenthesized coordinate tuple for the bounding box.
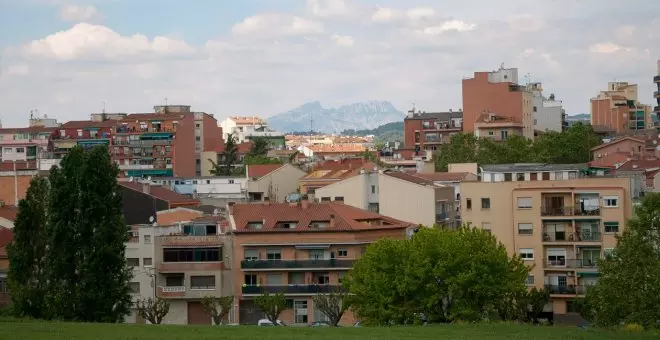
(241, 284, 344, 295)
(160, 286, 186, 293)
(436, 212, 448, 221)
(542, 231, 602, 242)
(545, 285, 588, 295)
(241, 259, 355, 270)
(541, 205, 601, 217)
(544, 259, 600, 269)
(575, 231, 602, 242)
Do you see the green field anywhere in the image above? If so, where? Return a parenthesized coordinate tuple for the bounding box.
(1, 319, 658, 340)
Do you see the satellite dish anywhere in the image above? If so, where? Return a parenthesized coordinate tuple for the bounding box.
(149, 216, 155, 223)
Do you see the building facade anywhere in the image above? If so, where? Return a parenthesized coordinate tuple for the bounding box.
(654, 60, 660, 123)
(473, 112, 524, 141)
(462, 66, 534, 139)
(219, 116, 284, 147)
(228, 201, 414, 325)
(403, 110, 462, 150)
(461, 172, 631, 315)
(526, 82, 566, 132)
(590, 82, 653, 134)
(247, 164, 307, 202)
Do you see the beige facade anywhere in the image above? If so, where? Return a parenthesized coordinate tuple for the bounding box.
(315, 171, 457, 228)
(460, 177, 631, 314)
(247, 164, 306, 202)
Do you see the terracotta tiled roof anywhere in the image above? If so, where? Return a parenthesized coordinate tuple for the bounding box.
(332, 136, 368, 144)
(230, 202, 413, 233)
(384, 171, 445, 186)
(591, 137, 645, 151)
(247, 164, 282, 178)
(0, 161, 37, 171)
(0, 205, 18, 222)
(237, 142, 252, 154)
(475, 113, 520, 124)
(119, 182, 200, 204)
(309, 144, 366, 153)
(588, 152, 632, 169)
(60, 120, 116, 129)
(0, 126, 56, 134)
(315, 158, 371, 171)
(301, 168, 357, 181)
(230, 116, 265, 125)
(412, 172, 475, 182)
(124, 113, 186, 121)
(0, 227, 13, 248)
(617, 159, 660, 171)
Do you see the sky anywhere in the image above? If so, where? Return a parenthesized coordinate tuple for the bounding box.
(0, 0, 659, 127)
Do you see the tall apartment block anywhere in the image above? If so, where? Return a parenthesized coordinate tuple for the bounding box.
(526, 83, 567, 132)
(461, 66, 535, 139)
(654, 60, 660, 123)
(460, 163, 631, 316)
(403, 109, 462, 151)
(590, 82, 652, 133)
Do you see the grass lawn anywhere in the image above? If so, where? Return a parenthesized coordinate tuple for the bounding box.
(1, 319, 659, 340)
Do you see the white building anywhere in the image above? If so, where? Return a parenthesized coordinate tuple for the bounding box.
(527, 82, 565, 132)
(150, 176, 248, 206)
(218, 116, 283, 144)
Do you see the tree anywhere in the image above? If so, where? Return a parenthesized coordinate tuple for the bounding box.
(75, 145, 133, 322)
(247, 137, 269, 158)
(136, 297, 170, 324)
(7, 177, 49, 318)
(201, 295, 234, 326)
(244, 155, 282, 165)
(580, 193, 660, 328)
(211, 133, 239, 176)
(288, 150, 300, 163)
(524, 287, 550, 323)
(254, 291, 287, 325)
(313, 288, 351, 326)
(345, 227, 530, 324)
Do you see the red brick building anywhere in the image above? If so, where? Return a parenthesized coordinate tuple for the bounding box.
(403, 110, 462, 151)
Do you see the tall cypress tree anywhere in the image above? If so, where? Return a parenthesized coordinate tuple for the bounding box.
(7, 177, 49, 318)
(44, 146, 86, 320)
(76, 145, 132, 322)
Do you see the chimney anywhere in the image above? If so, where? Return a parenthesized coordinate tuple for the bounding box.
(329, 213, 335, 228)
(142, 182, 151, 195)
(301, 198, 310, 210)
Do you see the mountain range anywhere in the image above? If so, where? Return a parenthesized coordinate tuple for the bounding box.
(267, 101, 406, 134)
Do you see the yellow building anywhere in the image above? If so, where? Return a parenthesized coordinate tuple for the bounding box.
(461, 164, 631, 315)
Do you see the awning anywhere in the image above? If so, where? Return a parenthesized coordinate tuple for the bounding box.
(578, 272, 599, 277)
(295, 244, 330, 249)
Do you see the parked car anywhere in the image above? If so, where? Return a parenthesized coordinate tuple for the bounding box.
(311, 321, 332, 327)
(257, 319, 287, 326)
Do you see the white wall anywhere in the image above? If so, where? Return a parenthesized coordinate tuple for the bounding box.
(488, 67, 518, 83)
(533, 95, 564, 132)
(315, 173, 369, 209)
(482, 170, 580, 182)
(378, 174, 435, 226)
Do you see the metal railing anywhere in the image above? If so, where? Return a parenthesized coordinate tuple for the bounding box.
(160, 286, 186, 293)
(241, 284, 344, 295)
(544, 259, 599, 269)
(541, 205, 601, 217)
(241, 259, 355, 269)
(545, 285, 588, 295)
(542, 231, 602, 242)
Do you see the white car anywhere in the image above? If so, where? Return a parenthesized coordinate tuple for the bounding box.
(257, 319, 287, 326)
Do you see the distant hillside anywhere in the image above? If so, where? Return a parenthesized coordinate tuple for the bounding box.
(267, 101, 406, 134)
(341, 121, 403, 136)
(566, 113, 589, 121)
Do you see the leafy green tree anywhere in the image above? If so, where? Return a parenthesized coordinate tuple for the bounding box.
(44, 146, 86, 320)
(313, 287, 352, 326)
(247, 137, 270, 158)
(254, 291, 287, 325)
(435, 134, 479, 171)
(210, 133, 239, 176)
(136, 297, 170, 324)
(288, 150, 300, 163)
(7, 177, 49, 318)
(346, 227, 529, 324)
(580, 193, 660, 328)
(75, 145, 132, 322)
(201, 295, 234, 325)
(244, 155, 282, 165)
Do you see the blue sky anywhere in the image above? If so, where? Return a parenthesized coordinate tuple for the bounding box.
(0, 0, 659, 127)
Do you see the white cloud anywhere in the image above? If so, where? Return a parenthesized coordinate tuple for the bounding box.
(232, 14, 324, 37)
(416, 20, 477, 35)
(371, 7, 399, 23)
(588, 42, 632, 54)
(6, 63, 30, 76)
(22, 23, 194, 61)
(331, 34, 355, 47)
(59, 5, 100, 22)
(407, 7, 435, 21)
(307, 0, 350, 17)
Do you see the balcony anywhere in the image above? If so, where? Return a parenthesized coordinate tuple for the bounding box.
(654, 106, 660, 113)
(654, 75, 660, 83)
(422, 121, 460, 131)
(436, 212, 448, 221)
(543, 231, 602, 243)
(575, 231, 602, 242)
(541, 205, 600, 217)
(241, 284, 345, 295)
(544, 259, 599, 269)
(655, 91, 660, 98)
(241, 259, 355, 270)
(544, 285, 587, 295)
(157, 262, 225, 273)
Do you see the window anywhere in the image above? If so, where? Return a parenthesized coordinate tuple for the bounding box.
(568, 171, 577, 179)
(266, 249, 281, 260)
(163, 247, 221, 262)
(266, 274, 282, 285)
(244, 249, 258, 261)
(321, 197, 331, 202)
(604, 248, 616, 258)
(334, 196, 344, 202)
(466, 198, 472, 210)
(191, 276, 216, 290)
(504, 173, 512, 181)
(3, 148, 11, 154)
(530, 173, 537, 181)
(604, 221, 619, 233)
(195, 136, 201, 141)
(15, 147, 24, 153)
(337, 249, 348, 257)
(481, 222, 491, 231)
(525, 275, 535, 285)
(60, 130, 65, 137)
(542, 172, 550, 180)
(77, 129, 83, 137)
(533, 106, 537, 112)
(518, 223, 533, 235)
(143, 258, 153, 266)
(247, 222, 263, 229)
(546, 248, 566, 266)
(130, 282, 140, 293)
(127, 258, 139, 267)
(294, 300, 308, 324)
(371, 185, 376, 194)
(603, 196, 619, 207)
(517, 197, 532, 209)
(481, 198, 490, 209)
(308, 249, 324, 260)
(338, 272, 345, 284)
(228, 179, 234, 184)
(143, 235, 152, 244)
(554, 172, 564, 180)
(516, 173, 525, 181)
(206, 180, 211, 184)
(244, 274, 257, 285)
(519, 248, 534, 260)
(195, 123, 201, 128)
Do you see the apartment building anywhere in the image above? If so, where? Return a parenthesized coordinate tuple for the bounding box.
(473, 112, 524, 141)
(299, 160, 376, 197)
(526, 83, 567, 132)
(51, 120, 115, 159)
(297, 144, 367, 160)
(0, 227, 12, 307)
(219, 116, 284, 148)
(0, 161, 41, 206)
(315, 170, 459, 228)
(654, 59, 660, 123)
(247, 164, 306, 202)
(461, 165, 632, 315)
(119, 180, 200, 225)
(462, 65, 534, 139)
(150, 176, 248, 205)
(590, 82, 653, 133)
(403, 109, 462, 150)
(228, 201, 415, 325)
(0, 126, 56, 167)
